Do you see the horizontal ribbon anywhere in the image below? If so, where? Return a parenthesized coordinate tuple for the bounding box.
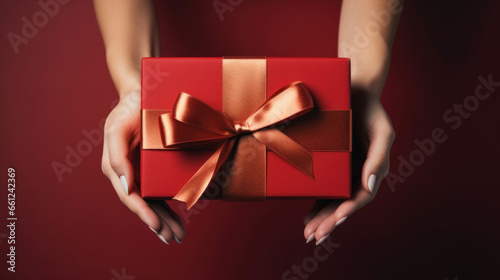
(142, 109, 352, 151)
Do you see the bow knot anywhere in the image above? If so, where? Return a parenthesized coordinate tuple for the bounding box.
(233, 121, 251, 135)
(160, 81, 315, 209)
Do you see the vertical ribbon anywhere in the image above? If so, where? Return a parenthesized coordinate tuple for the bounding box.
(221, 57, 267, 199)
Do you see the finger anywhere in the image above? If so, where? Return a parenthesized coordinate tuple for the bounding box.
(149, 201, 186, 244)
(314, 183, 372, 245)
(104, 118, 137, 195)
(158, 200, 185, 230)
(362, 118, 395, 194)
(148, 203, 175, 245)
(303, 201, 341, 243)
(110, 167, 170, 245)
(103, 141, 168, 245)
(108, 165, 164, 229)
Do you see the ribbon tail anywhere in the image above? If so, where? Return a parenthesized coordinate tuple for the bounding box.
(253, 129, 314, 179)
(173, 138, 235, 210)
(160, 113, 231, 149)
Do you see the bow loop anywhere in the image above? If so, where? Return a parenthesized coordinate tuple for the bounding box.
(172, 92, 235, 136)
(159, 81, 315, 209)
(245, 81, 314, 131)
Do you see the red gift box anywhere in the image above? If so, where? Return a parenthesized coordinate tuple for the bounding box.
(141, 57, 351, 208)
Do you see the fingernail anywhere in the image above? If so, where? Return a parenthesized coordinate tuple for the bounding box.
(174, 235, 182, 244)
(156, 233, 169, 245)
(120, 175, 129, 195)
(368, 174, 377, 193)
(149, 226, 169, 245)
(316, 234, 330, 246)
(306, 233, 315, 243)
(335, 216, 347, 226)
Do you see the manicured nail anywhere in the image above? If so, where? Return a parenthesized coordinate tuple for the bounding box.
(316, 234, 330, 246)
(149, 226, 169, 245)
(368, 174, 377, 193)
(174, 235, 182, 244)
(335, 216, 347, 226)
(156, 234, 169, 245)
(120, 175, 129, 195)
(306, 233, 315, 243)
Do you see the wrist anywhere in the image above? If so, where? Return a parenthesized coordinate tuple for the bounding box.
(348, 43, 391, 98)
(118, 87, 141, 101)
(105, 54, 142, 100)
(118, 90, 141, 111)
(351, 74, 385, 99)
(351, 61, 390, 96)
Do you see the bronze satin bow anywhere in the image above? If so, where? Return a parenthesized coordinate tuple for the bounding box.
(160, 81, 316, 209)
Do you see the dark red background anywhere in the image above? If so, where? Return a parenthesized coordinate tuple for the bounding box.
(1, 1, 499, 279)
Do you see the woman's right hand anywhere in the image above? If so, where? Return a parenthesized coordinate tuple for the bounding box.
(101, 91, 186, 245)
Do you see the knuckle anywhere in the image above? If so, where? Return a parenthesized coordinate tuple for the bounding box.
(108, 157, 122, 173)
(104, 119, 119, 135)
(101, 162, 108, 175)
(101, 160, 113, 178)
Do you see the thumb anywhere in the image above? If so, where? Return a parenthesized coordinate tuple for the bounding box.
(105, 122, 136, 196)
(361, 124, 395, 194)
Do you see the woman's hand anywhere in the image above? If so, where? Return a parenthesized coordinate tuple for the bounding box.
(303, 0, 403, 245)
(303, 89, 395, 245)
(101, 91, 186, 245)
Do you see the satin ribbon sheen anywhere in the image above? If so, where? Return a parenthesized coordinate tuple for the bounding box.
(161, 81, 315, 209)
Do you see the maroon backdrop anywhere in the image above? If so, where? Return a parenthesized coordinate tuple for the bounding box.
(1, 1, 499, 279)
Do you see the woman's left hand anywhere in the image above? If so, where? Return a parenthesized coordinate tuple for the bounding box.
(303, 90, 395, 245)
